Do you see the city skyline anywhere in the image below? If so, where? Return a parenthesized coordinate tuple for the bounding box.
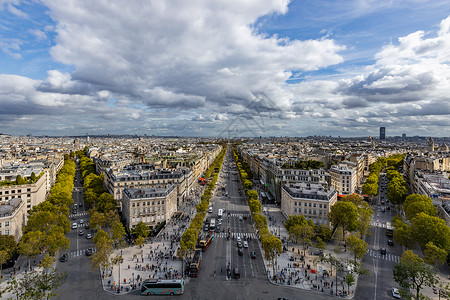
(1, 1, 449, 137)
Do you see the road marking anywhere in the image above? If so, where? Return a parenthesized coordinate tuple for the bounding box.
(373, 257, 378, 300)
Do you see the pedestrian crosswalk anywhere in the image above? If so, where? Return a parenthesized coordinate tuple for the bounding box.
(69, 212, 89, 218)
(366, 249, 400, 263)
(215, 232, 257, 239)
(227, 213, 251, 218)
(370, 221, 387, 228)
(67, 247, 97, 258)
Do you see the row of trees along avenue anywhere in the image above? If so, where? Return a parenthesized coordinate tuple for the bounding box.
(392, 193, 450, 299)
(232, 146, 283, 276)
(76, 150, 126, 278)
(177, 144, 227, 272)
(1, 154, 76, 299)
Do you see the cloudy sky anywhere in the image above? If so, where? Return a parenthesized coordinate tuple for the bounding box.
(0, 0, 449, 137)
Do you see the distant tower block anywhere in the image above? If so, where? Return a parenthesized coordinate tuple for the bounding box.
(428, 137, 434, 152)
(379, 127, 385, 140)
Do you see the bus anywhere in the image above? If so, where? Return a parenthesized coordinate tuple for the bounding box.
(198, 232, 214, 252)
(189, 248, 202, 277)
(209, 218, 216, 231)
(140, 279, 184, 295)
(386, 222, 394, 237)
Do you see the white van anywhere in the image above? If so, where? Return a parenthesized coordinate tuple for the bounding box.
(218, 209, 223, 218)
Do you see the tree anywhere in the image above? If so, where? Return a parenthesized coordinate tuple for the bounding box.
(387, 177, 408, 205)
(329, 201, 359, 242)
(289, 223, 315, 254)
(15, 175, 25, 185)
(346, 235, 368, 261)
(403, 194, 436, 220)
(135, 236, 146, 248)
(344, 272, 356, 295)
(30, 172, 37, 182)
(246, 190, 258, 200)
(19, 231, 45, 271)
(316, 237, 326, 251)
(0, 250, 7, 280)
(33, 268, 67, 300)
(316, 224, 332, 242)
(393, 250, 438, 300)
(261, 234, 282, 276)
(393, 221, 414, 249)
(410, 212, 450, 251)
(0, 235, 17, 261)
(362, 183, 378, 197)
(284, 215, 308, 231)
(423, 242, 447, 266)
(91, 230, 113, 275)
(356, 201, 374, 237)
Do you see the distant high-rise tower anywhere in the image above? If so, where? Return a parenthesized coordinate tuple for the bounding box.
(380, 127, 386, 140)
(402, 133, 406, 139)
(428, 137, 434, 152)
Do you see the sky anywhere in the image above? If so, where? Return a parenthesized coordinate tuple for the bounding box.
(0, 0, 449, 138)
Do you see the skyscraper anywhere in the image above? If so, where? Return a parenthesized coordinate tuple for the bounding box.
(380, 127, 385, 140)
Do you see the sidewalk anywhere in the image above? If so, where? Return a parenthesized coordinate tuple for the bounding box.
(259, 203, 358, 298)
(100, 185, 203, 294)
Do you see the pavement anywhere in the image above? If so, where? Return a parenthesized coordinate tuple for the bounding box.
(100, 186, 204, 295)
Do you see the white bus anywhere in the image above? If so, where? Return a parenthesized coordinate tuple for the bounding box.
(218, 209, 223, 218)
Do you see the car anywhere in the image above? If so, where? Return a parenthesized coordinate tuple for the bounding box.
(208, 207, 213, 213)
(59, 254, 68, 262)
(80, 219, 84, 224)
(86, 233, 92, 239)
(388, 240, 394, 246)
(217, 219, 222, 225)
(381, 207, 386, 212)
(85, 248, 92, 256)
(381, 200, 385, 205)
(72, 216, 77, 220)
(380, 248, 387, 255)
(85, 223, 90, 229)
(386, 206, 391, 210)
(238, 249, 243, 256)
(238, 216, 243, 221)
(392, 288, 401, 298)
(243, 241, 248, 248)
(250, 251, 257, 259)
(204, 225, 209, 231)
(78, 230, 84, 236)
(233, 268, 240, 279)
(72, 222, 77, 229)
(243, 215, 248, 220)
(237, 241, 243, 248)
(215, 226, 221, 233)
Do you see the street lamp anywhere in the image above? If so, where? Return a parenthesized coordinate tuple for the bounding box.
(118, 250, 123, 293)
(132, 272, 134, 290)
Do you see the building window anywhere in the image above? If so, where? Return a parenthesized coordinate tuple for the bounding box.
(5, 221, 9, 227)
(5, 230, 9, 235)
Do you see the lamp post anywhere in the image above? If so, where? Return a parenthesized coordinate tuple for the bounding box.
(132, 272, 134, 289)
(118, 250, 123, 293)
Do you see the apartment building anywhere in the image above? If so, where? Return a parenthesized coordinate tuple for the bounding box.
(329, 162, 357, 195)
(281, 182, 337, 225)
(104, 165, 191, 209)
(0, 198, 26, 241)
(122, 185, 177, 230)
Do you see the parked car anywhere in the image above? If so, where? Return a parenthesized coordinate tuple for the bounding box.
(391, 288, 401, 298)
(59, 254, 68, 262)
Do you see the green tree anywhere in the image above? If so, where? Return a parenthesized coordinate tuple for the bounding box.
(33, 268, 67, 300)
(393, 221, 414, 249)
(329, 201, 359, 242)
(387, 177, 408, 205)
(316, 224, 332, 242)
(410, 212, 450, 251)
(0, 250, 8, 280)
(423, 241, 447, 266)
(0, 235, 17, 261)
(135, 236, 146, 248)
(30, 172, 37, 182)
(133, 222, 150, 238)
(19, 230, 45, 271)
(346, 235, 368, 261)
(403, 194, 437, 220)
(316, 237, 326, 251)
(393, 250, 438, 300)
(362, 183, 378, 197)
(289, 223, 315, 254)
(344, 272, 356, 295)
(15, 175, 25, 185)
(261, 234, 282, 276)
(91, 229, 113, 275)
